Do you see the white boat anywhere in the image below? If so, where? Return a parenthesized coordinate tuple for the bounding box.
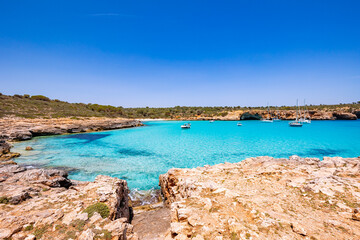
(181, 123, 191, 129)
(209, 120, 215, 123)
(273, 107, 281, 121)
(289, 121, 303, 127)
(261, 103, 273, 122)
(289, 100, 303, 127)
(261, 119, 273, 123)
(237, 122, 242, 126)
(301, 100, 311, 124)
(303, 119, 311, 124)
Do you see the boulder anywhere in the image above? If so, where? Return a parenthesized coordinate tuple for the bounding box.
(0, 140, 11, 155)
(10, 168, 72, 188)
(78, 229, 94, 240)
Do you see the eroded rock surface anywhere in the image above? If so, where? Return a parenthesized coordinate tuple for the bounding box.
(0, 165, 138, 240)
(159, 156, 360, 240)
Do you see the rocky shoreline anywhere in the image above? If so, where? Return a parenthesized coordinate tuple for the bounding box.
(192, 109, 360, 121)
(1, 118, 360, 239)
(1, 155, 360, 239)
(0, 117, 143, 164)
(159, 156, 360, 239)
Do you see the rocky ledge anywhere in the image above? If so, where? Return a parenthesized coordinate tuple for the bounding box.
(0, 117, 143, 142)
(0, 164, 138, 240)
(159, 156, 360, 240)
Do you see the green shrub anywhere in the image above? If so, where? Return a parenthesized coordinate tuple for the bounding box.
(24, 224, 34, 231)
(95, 229, 112, 240)
(83, 202, 110, 218)
(23, 94, 30, 98)
(70, 219, 86, 231)
(30, 95, 50, 101)
(34, 225, 48, 239)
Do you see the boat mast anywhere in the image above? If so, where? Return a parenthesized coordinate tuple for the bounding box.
(296, 99, 298, 122)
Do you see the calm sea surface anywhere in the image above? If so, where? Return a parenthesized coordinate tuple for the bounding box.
(13, 120, 360, 190)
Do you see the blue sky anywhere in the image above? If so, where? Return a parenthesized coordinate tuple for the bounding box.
(0, 0, 359, 107)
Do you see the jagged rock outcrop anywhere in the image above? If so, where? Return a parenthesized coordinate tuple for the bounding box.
(159, 156, 360, 240)
(0, 165, 138, 240)
(0, 140, 19, 164)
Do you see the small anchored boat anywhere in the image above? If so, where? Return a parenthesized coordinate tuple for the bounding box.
(261, 103, 273, 122)
(237, 122, 242, 126)
(181, 123, 191, 129)
(289, 121, 302, 127)
(209, 120, 215, 123)
(289, 100, 303, 127)
(273, 107, 281, 121)
(261, 119, 273, 123)
(301, 100, 311, 124)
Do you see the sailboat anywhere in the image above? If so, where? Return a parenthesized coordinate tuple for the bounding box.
(289, 100, 303, 127)
(261, 103, 273, 123)
(273, 107, 281, 121)
(301, 100, 311, 124)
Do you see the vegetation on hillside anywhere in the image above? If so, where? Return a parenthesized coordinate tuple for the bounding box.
(0, 93, 359, 119)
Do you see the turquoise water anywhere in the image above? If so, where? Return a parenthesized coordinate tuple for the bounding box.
(13, 120, 360, 190)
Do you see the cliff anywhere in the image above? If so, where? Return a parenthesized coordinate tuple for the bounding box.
(159, 156, 360, 240)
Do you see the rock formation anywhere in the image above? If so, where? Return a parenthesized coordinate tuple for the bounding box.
(192, 109, 359, 121)
(0, 164, 138, 240)
(0, 117, 143, 142)
(159, 156, 360, 239)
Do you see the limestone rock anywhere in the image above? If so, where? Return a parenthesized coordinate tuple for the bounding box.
(160, 156, 360, 239)
(78, 228, 94, 240)
(0, 166, 136, 239)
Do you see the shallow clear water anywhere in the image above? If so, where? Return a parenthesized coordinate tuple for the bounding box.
(13, 120, 360, 190)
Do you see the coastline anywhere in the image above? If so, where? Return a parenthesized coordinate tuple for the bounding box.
(0, 117, 143, 163)
(1, 117, 360, 239)
(136, 108, 359, 121)
(1, 155, 359, 239)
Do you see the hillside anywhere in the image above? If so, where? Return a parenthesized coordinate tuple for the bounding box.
(0, 93, 359, 119)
